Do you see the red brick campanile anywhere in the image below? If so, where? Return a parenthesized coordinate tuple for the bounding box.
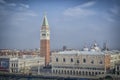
(40, 15, 50, 66)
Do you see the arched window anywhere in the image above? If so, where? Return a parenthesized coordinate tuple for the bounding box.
(56, 58, 58, 62)
(67, 70, 69, 74)
(62, 70, 63, 74)
(99, 60, 103, 64)
(83, 58, 86, 63)
(95, 72, 97, 75)
(56, 70, 57, 74)
(59, 70, 60, 74)
(77, 60, 79, 63)
(91, 60, 94, 64)
(79, 71, 81, 75)
(89, 72, 91, 76)
(76, 71, 79, 75)
(63, 58, 65, 62)
(92, 72, 94, 76)
(73, 71, 75, 75)
(99, 72, 101, 74)
(64, 70, 66, 74)
(71, 58, 73, 62)
(82, 71, 84, 75)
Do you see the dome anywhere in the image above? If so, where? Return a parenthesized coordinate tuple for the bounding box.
(90, 48, 95, 51)
(90, 46, 95, 51)
(91, 43, 100, 51)
(92, 42, 101, 51)
(83, 48, 89, 51)
(94, 46, 101, 51)
(94, 43, 97, 47)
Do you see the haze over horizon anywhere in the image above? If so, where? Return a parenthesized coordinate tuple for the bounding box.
(0, 0, 120, 50)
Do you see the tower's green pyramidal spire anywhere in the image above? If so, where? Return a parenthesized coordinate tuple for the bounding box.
(42, 14, 49, 26)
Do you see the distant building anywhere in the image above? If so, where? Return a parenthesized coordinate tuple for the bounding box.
(108, 50, 120, 69)
(40, 14, 50, 66)
(0, 49, 20, 56)
(51, 43, 120, 77)
(0, 55, 44, 73)
(0, 56, 9, 72)
(115, 62, 120, 75)
(0, 49, 40, 56)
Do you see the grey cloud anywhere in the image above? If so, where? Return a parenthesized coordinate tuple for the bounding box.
(0, 0, 6, 4)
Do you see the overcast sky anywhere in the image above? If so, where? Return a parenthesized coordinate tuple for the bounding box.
(0, 0, 120, 50)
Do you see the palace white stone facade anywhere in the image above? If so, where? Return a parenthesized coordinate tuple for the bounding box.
(51, 49, 120, 77)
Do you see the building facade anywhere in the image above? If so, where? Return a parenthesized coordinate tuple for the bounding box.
(115, 62, 120, 75)
(51, 48, 120, 77)
(52, 50, 108, 76)
(0, 49, 40, 56)
(108, 50, 120, 69)
(0, 55, 44, 73)
(40, 15, 50, 66)
(0, 49, 20, 56)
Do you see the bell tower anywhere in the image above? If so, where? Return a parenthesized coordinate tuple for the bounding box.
(40, 14, 50, 66)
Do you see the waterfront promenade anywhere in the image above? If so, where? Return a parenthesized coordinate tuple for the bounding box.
(0, 71, 120, 80)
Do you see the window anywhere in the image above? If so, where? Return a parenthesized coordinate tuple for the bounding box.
(83, 58, 86, 63)
(89, 72, 91, 76)
(73, 71, 75, 75)
(14, 64, 15, 67)
(99, 60, 103, 64)
(77, 60, 79, 63)
(56, 58, 58, 62)
(117, 66, 119, 70)
(71, 58, 73, 62)
(79, 71, 81, 75)
(12, 64, 13, 67)
(56, 70, 57, 73)
(67, 70, 69, 74)
(92, 72, 94, 76)
(63, 58, 65, 62)
(42, 34, 46, 36)
(64, 70, 66, 74)
(95, 72, 97, 75)
(82, 71, 84, 75)
(91, 60, 94, 64)
(76, 71, 79, 75)
(62, 70, 63, 74)
(59, 70, 60, 74)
